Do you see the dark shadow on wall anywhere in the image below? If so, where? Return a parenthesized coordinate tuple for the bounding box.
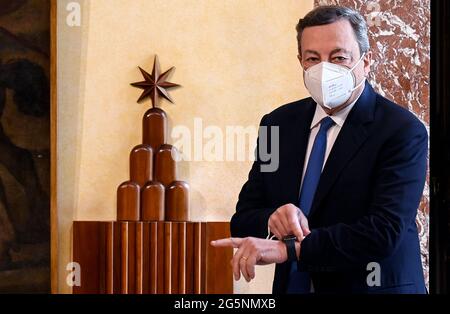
(430, 0, 450, 295)
(0, 0, 50, 293)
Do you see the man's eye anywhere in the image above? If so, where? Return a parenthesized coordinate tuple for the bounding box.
(306, 57, 319, 62)
(333, 56, 347, 62)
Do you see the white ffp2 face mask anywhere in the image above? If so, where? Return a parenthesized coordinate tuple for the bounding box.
(304, 53, 366, 109)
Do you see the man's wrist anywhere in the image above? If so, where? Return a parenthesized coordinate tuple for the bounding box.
(277, 239, 301, 263)
(295, 241, 301, 260)
(282, 235, 298, 262)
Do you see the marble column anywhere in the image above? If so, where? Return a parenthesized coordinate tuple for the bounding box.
(314, 0, 430, 286)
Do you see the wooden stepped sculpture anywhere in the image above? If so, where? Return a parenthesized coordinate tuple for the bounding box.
(73, 56, 233, 294)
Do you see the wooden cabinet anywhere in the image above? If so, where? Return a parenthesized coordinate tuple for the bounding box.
(73, 221, 233, 294)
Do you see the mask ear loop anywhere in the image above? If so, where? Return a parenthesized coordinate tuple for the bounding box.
(266, 226, 276, 240)
(349, 52, 367, 92)
(350, 52, 366, 72)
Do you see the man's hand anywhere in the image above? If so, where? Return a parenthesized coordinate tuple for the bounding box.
(211, 237, 298, 282)
(268, 203, 310, 241)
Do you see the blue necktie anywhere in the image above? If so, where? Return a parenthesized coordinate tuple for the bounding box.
(286, 116, 335, 293)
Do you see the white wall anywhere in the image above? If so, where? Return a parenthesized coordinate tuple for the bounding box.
(57, 0, 314, 293)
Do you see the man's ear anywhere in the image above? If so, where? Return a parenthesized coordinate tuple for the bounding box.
(363, 51, 372, 76)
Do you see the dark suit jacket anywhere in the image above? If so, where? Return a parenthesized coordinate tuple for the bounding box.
(230, 82, 427, 294)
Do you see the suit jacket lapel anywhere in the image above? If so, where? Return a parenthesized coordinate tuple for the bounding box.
(281, 98, 316, 205)
(308, 82, 377, 218)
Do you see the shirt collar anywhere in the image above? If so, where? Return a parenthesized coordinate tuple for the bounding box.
(310, 87, 364, 129)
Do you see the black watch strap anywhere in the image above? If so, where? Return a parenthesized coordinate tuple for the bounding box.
(283, 236, 297, 262)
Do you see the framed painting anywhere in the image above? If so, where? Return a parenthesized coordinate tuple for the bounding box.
(0, 0, 56, 293)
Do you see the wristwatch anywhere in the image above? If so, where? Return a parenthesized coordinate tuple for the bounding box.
(282, 235, 298, 262)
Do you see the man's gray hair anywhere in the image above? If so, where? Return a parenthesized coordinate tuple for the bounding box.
(296, 5, 370, 56)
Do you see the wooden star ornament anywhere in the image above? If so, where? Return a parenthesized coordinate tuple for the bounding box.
(130, 55, 181, 108)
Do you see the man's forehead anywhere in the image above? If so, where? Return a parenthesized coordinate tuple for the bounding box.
(300, 20, 359, 54)
(302, 18, 355, 36)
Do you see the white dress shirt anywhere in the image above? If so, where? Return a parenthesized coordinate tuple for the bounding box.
(300, 89, 364, 190)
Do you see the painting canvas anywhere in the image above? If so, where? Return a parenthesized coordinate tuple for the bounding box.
(0, 0, 50, 293)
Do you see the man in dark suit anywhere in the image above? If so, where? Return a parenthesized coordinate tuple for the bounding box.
(212, 5, 427, 294)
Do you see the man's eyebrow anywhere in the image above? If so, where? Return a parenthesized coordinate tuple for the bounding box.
(329, 48, 353, 56)
(303, 49, 354, 57)
(303, 50, 320, 56)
